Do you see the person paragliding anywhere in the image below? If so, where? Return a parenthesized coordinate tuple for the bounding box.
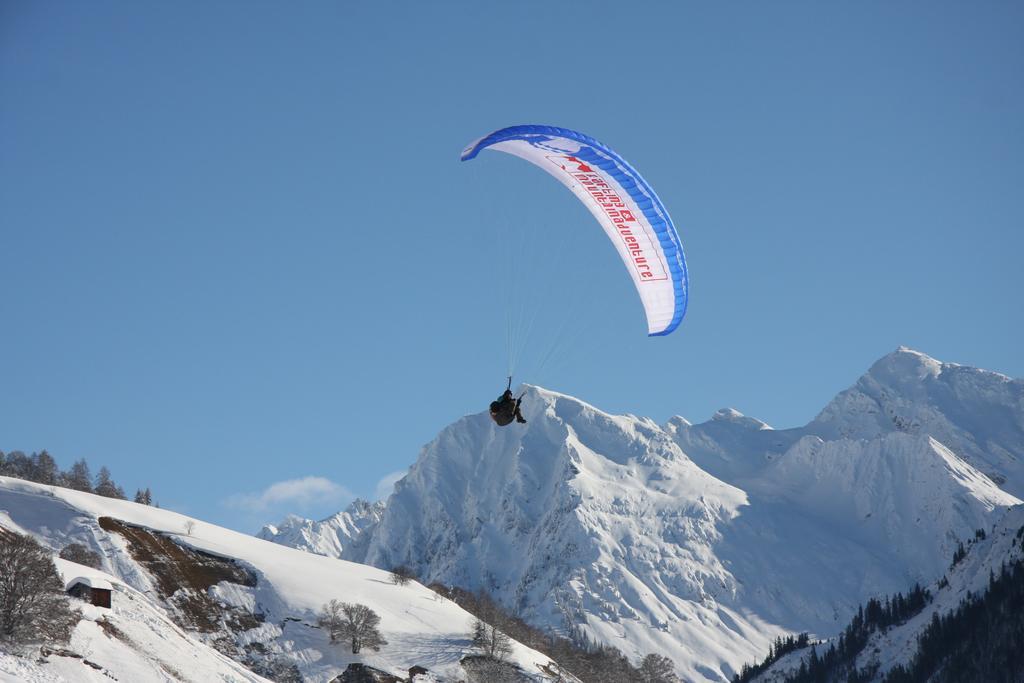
(465, 125, 689, 425)
(490, 377, 526, 426)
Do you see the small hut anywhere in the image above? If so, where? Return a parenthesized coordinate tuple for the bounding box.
(66, 576, 113, 608)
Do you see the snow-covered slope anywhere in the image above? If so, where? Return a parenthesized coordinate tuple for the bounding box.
(0, 555, 266, 683)
(714, 431, 1015, 631)
(0, 477, 570, 682)
(808, 347, 1024, 497)
(748, 504, 1024, 682)
(756, 432, 1012, 576)
(859, 503, 1024, 678)
(262, 348, 1023, 682)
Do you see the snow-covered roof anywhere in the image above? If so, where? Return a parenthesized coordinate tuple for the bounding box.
(66, 575, 113, 592)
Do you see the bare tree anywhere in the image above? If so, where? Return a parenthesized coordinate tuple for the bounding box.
(463, 655, 528, 682)
(317, 600, 386, 654)
(58, 543, 102, 569)
(0, 533, 78, 646)
(638, 653, 679, 683)
(390, 564, 416, 586)
(471, 616, 513, 661)
(183, 520, 196, 536)
(318, 598, 344, 641)
(537, 660, 573, 683)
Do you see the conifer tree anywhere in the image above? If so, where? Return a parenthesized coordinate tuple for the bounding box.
(0, 451, 31, 479)
(30, 451, 59, 485)
(94, 467, 126, 499)
(64, 459, 93, 492)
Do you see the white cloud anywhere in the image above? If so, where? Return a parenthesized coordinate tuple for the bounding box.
(374, 469, 407, 501)
(226, 476, 353, 513)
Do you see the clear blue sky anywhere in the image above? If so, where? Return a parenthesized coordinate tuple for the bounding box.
(2, 1, 1022, 532)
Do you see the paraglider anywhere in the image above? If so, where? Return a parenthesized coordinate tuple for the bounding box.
(461, 124, 688, 337)
(464, 125, 688, 426)
(489, 377, 526, 426)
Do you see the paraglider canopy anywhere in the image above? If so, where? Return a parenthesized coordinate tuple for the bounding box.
(462, 125, 688, 336)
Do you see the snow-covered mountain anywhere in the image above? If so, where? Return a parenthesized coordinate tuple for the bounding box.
(257, 499, 385, 559)
(808, 347, 1024, 497)
(0, 477, 571, 682)
(261, 348, 1023, 682)
(363, 387, 775, 682)
(747, 503, 1024, 682)
(854, 503, 1024, 679)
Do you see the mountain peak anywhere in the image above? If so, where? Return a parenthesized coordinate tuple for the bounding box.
(809, 347, 1024, 497)
(710, 407, 771, 430)
(866, 346, 945, 386)
(518, 383, 599, 411)
(258, 498, 385, 558)
(713, 407, 745, 421)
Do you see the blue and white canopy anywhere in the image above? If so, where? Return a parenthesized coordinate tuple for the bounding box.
(462, 125, 688, 336)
